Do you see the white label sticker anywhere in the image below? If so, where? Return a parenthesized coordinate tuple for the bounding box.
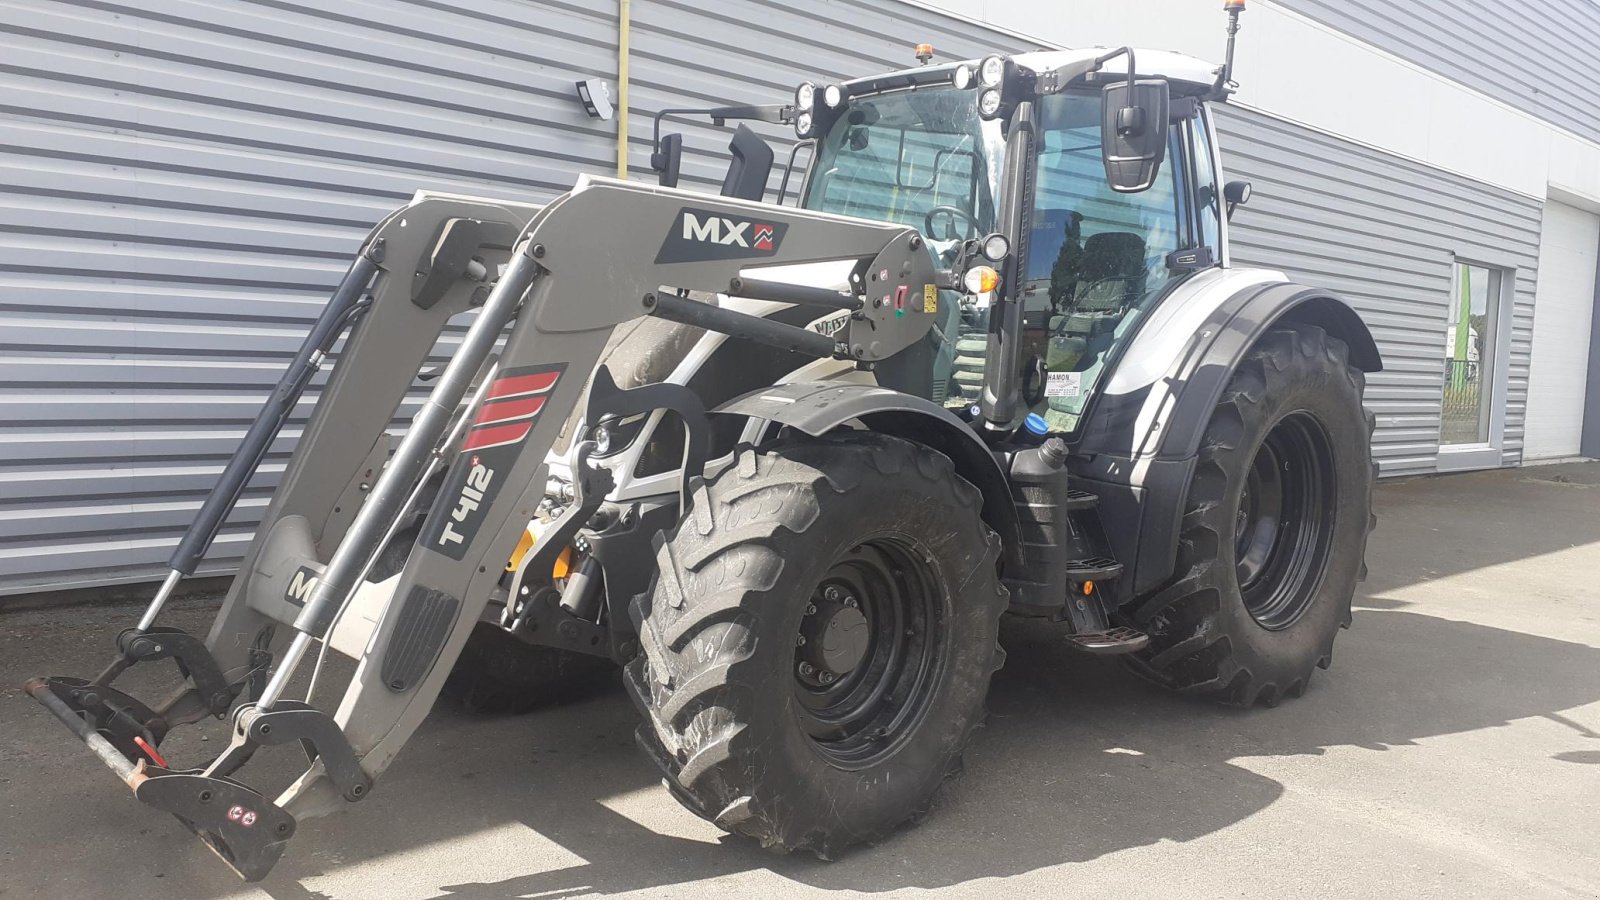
(1045, 371, 1081, 399)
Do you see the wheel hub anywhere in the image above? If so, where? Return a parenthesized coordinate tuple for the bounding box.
(1234, 411, 1337, 630)
(790, 539, 944, 768)
(798, 588, 871, 685)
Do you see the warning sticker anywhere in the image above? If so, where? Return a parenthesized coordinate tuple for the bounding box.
(1045, 371, 1081, 399)
(923, 284, 938, 313)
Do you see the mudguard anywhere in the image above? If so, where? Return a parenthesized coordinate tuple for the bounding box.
(1073, 269, 1381, 600)
(715, 381, 1024, 572)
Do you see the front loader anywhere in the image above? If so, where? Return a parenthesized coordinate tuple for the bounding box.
(28, 1, 1382, 879)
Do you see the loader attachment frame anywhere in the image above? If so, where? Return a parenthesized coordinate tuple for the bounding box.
(26, 176, 940, 880)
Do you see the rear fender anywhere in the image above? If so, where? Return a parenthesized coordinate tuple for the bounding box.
(1075, 272, 1381, 600)
(715, 382, 1024, 573)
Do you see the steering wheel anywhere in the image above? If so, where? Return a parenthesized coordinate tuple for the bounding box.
(924, 205, 981, 242)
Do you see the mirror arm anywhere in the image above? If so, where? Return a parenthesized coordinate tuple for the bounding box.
(650, 105, 795, 172)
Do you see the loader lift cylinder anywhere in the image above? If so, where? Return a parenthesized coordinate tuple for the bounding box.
(646, 291, 840, 358)
(136, 251, 380, 632)
(256, 243, 543, 710)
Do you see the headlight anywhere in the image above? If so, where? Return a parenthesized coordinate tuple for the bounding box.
(795, 82, 815, 110)
(977, 88, 1003, 118)
(978, 55, 1005, 87)
(980, 232, 1010, 262)
(823, 84, 844, 108)
(590, 413, 649, 458)
(952, 63, 974, 90)
(795, 110, 814, 137)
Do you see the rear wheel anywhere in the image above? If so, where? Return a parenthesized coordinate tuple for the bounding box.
(627, 433, 1007, 857)
(1126, 323, 1376, 706)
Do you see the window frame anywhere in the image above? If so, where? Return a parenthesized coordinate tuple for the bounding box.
(1436, 256, 1516, 471)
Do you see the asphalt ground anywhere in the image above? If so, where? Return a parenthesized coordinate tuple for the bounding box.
(2, 461, 1598, 899)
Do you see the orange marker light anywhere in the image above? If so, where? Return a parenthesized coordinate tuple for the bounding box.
(963, 265, 1000, 294)
(915, 43, 935, 63)
(1083, 581, 1095, 596)
(1224, 0, 1246, 8)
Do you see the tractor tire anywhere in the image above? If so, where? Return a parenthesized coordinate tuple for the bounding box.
(1125, 323, 1376, 707)
(626, 433, 1007, 857)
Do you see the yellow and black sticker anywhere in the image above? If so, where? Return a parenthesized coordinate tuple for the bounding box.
(923, 284, 938, 314)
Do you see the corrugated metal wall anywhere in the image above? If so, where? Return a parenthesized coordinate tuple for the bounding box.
(1217, 105, 1542, 475)
(0, 0, 1548, 594)
(1275, 0, 1600, 145)
(0, 0, 1030, 595)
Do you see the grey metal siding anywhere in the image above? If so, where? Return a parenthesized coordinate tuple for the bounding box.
(0, 0, 1549, 596)
(1275, 0, 1600, 144)
(0, 0, 1029, 595)
(1216, 105, 1542, 475)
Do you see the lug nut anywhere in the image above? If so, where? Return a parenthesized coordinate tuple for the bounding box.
(843, 597, 857, 608)
(824, 587, 842, 602)
(805, 603, 817, 616)
(798, 662, 816, 677)
(819, 671, 836, 685)
(796, 634, 806, 646)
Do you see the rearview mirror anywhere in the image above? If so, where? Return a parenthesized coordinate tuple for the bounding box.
(651, 132, 683, 188)
(1100, 78, 1170, 193)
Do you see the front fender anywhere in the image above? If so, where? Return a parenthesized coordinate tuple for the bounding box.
(715, 382, 1023, 573)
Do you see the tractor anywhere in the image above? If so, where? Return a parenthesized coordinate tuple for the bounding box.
(27, 1, 1378, 880)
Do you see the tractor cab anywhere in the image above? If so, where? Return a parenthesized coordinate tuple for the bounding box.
(795, 46, 1236, 434)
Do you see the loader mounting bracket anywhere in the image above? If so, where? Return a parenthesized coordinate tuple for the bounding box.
(108, 626, 234, 717)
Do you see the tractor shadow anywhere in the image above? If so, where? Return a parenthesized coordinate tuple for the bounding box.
(313, 609, 1591, 899)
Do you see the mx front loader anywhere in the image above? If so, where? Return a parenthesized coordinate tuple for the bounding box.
(28, 2, 1381, 879)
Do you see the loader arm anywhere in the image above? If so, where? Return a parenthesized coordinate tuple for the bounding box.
(27, 175, 940, 880)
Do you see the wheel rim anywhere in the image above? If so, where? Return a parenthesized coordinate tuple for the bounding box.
(792, 536, 945, 769)
(1233, 411, 1338, 630)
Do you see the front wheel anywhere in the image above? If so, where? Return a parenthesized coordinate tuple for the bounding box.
(1125, 323, 1376, 707)
(627, 433, 1007, 857)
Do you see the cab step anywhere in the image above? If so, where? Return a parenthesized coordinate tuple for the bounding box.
(1064, 556, 1124, 581)
(1065, 626, 1150, 656)
(1063, 489, 1100, 511)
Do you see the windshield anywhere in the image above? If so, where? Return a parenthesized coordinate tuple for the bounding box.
(805, 88, 1006, 252)
(803, 88, 1005, 408)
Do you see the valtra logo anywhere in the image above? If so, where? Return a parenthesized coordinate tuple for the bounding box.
(655, 207, 788, 263)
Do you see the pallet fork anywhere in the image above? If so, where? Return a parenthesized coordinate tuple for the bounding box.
(26, 177, 940, 880)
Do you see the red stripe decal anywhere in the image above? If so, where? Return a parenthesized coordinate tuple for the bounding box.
(462, 421, 532, 451)
(487, 371, 560, 400)
(474, 395, 545, 426)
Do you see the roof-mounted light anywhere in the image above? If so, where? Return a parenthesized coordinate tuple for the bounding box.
(952, 63, 974, 90)
(822, 84, 845, 109)
(977, 87, 1003, 119)
(915, 43, 935, 64)
(978, 55, 1006, 88)
(795, 82, 815, 111)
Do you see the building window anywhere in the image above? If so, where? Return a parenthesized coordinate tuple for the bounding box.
(1439, 261, 1504, 446)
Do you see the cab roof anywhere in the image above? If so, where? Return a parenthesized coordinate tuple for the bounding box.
(841, 46, 1222, 99)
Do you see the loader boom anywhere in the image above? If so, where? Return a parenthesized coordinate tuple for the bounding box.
(28, 176, 940, 879)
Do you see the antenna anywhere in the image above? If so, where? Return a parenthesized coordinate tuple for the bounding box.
(1213, 0, 1246, 99)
